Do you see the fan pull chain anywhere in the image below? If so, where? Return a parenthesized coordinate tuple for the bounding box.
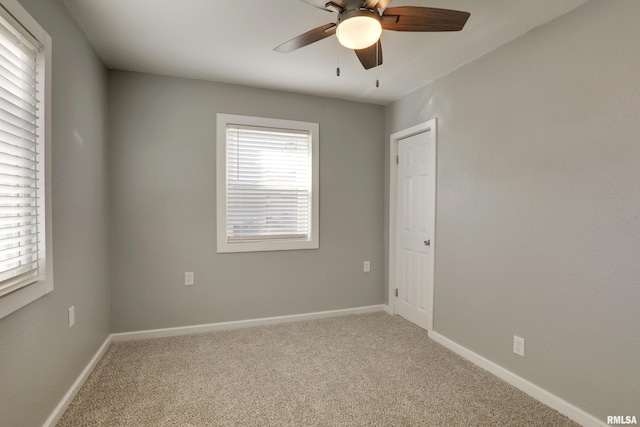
(336, 38, 341, 77)
(375, 40, 380, 88)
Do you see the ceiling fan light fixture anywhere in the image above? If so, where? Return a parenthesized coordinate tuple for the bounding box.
(336, 9, 382, 50)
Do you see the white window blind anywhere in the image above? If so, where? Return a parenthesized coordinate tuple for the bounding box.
(0, 8, 44, 298)
(225, 124, 312, 243)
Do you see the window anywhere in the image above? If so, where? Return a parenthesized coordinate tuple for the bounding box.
(0, 0, 52, 319)
(217, 114, 319, 253)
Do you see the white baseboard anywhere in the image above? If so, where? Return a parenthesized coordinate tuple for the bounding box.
(111, 304, 388, 341)
(428, 331, 605, 427)
(42, 335, 112, 427)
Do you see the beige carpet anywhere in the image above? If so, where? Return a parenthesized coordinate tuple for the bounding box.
(58, 312, 578, 426)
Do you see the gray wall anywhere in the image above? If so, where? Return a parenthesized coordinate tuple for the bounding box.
(385, 0, 639, 421)
(109, 71, 385, 332)
(0, 1, 110, 426)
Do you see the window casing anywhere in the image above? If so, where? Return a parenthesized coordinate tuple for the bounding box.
(216, 114, 319, 253)
(0, 0, 52, 319)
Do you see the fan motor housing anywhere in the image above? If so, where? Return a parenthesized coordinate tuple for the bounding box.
(338, 8, 382, 24)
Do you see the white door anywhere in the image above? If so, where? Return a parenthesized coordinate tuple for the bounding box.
(395, 129, 435, 330)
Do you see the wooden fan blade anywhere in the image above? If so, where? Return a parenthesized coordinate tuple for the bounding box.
(382, 6, 470, 32)
(299, 0, 346, 12)
(363, 0, 393, 9)
(274, 23, 337, 53)
(354, 41, 383, 70)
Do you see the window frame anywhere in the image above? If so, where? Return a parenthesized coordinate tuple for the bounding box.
(0, 0, 53, 319)
(216, 113, 319, 253)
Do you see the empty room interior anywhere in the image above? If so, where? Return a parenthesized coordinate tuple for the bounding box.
(0, 0, 638, 426)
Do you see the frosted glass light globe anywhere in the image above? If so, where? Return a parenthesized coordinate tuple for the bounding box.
(337, 15, 382, 50)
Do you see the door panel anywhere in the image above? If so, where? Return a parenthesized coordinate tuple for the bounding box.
(395, 130, 434, 330)
(401, 248, 412, 306)
(402, 176, 412, 231)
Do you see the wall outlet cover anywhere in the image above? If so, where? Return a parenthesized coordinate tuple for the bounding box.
(185, 272, 194, 286)
(68, 306, 75, 328)
(513, 335, 525, 357)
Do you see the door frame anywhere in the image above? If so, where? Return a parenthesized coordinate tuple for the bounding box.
(388, 119, 437, 330)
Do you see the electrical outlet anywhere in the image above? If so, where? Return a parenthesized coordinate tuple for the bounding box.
(184, 272, 194, 286)
(513, 335, 525, 357)
(363, 261, 370, 273)
(68, 306, 75, 328)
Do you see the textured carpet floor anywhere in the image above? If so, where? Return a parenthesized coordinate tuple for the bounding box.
(58, 313, 578, 426)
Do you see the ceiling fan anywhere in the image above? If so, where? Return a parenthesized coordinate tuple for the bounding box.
(274, 0, 471, 71)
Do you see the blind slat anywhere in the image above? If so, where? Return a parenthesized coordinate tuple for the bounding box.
(0, 85, 38, 115)
(0, 157, 38, 174)
(0, 233, 38, 246)
(0, 189, 38, 199)
(0, 105, 37, 132)
(0, 224, 38, 235)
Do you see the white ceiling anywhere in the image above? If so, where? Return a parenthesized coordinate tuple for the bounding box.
(61, 0, 589, 105)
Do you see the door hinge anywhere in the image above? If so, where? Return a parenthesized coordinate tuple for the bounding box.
(396, 155, 399, 165)
(395, 288, 398, 297)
